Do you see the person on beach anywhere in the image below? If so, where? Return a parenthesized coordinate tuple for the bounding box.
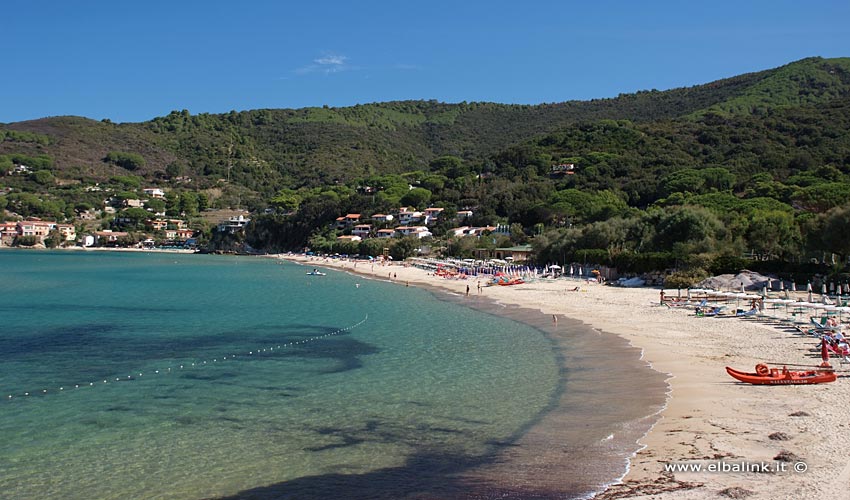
(552, 314, 558, 325)
(660, 290, 665, 305)
(466, 284, 470, 297)
(477, 281, 481, 294)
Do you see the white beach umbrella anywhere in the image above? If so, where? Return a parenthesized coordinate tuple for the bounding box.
(791, 282, 797, 292)
(779, 280, 785, 292)
(807, 282, 813, 292)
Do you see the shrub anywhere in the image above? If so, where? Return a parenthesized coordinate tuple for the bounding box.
(664, 268, 709, 289)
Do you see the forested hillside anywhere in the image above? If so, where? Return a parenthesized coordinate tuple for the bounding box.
(2, 56, 850, 280)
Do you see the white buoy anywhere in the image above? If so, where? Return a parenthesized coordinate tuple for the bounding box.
(24, 393, 29, 396)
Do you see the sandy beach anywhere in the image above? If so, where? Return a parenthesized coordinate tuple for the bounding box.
(280, 254, 850, 499)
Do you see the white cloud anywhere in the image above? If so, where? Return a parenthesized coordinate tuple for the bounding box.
(316, 54, 347, 66)
(295, 53, 351, 75)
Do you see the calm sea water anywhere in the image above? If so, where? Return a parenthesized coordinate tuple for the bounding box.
(0, 250, 575, 499)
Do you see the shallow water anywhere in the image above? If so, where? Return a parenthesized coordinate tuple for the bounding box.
(0, 251, 665, 499)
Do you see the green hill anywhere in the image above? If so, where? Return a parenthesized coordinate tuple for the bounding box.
(3, 56, 849, 196)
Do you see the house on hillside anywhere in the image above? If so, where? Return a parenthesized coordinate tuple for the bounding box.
(371, 213, 394, 223)
(352, 224, 372, 238)
(423, 207, 444, 225)
(335, 213, 362, 229)
(218, 215, 250, 233)
(93, 230, 129, 246)
(56, 224, 76, 242)
(396, 226, 432, 239)
(397, 207, 422, 225)
(0, 222, 18, 246)
(493, 245, 534, 262)
(143, 188, 165, 199)
(336, 235, 362, 242)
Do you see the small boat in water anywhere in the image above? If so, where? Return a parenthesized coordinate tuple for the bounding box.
(306, 269, 326, 276)
(725, 364, 836, 385)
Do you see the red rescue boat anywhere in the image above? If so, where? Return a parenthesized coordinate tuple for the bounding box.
(726, 364, 836, 385)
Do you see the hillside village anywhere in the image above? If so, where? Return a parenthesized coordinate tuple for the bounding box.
(0, 177, 252, 249)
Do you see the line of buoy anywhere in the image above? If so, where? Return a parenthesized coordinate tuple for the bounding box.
(5, 314, 368, 402)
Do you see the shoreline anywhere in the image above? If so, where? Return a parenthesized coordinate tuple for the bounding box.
(279, 254, 850, 499)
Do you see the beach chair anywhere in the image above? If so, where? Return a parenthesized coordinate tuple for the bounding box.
(736, 308, 758, 317)
(698, 305, 726, 317)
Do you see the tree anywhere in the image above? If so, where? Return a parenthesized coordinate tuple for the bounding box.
(745, 210, 800, 259)
(399, 187, 431, 208)
(144, 198, 166, 213)
(166, 162, 185, 178)
(105, 151, 146, 171)
(270, 189, 302, 212)
(429, 156, 469, 179)
(179, 191, 199, 216)
(31, 170, 54, 185)
(119, 207, 150, 227)
(390, 237, 419, 260)
(197, 192, 209, 211)
(819, 204, 850, 260)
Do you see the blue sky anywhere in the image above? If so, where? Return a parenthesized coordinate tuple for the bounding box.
(3, 0, 849, 123)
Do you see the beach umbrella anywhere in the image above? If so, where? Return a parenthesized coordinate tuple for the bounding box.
(791, 282, 797, 292)
(779, 280, 785, 292)
(823, 283, 828, 296)
(807, 282, 813, 292)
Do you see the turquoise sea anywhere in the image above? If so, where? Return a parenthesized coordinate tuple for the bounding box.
(0, 250, 665, 499)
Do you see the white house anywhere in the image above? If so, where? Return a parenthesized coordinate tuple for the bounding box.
(396, 226, 432, 239)
(352, 224, 372, 238)
(371, 213, 394, 223)
(143, 188, 166, 199)
(397, 208, 423, 225)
